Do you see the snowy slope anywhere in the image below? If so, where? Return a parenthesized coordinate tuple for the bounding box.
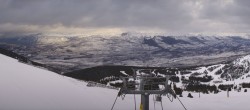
(2, 53, 250, 110)
(233, 55, 250, 68)
(0, 54, 119, 110)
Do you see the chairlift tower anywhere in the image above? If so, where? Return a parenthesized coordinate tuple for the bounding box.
(119, 68, 176, 110)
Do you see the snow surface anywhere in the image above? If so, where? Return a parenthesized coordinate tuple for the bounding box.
(120, 71, 129, 76)
(1, 54, 250, 110)
(233, 55, 250, 67)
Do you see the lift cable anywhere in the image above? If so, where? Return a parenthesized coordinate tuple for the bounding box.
(160, 99, 164, 110)
(110, 94, 119, 110)
(153, 95, 156, 110)
(110, 94, 118, 110)
(167, 93, 174, 102)
(134, 94, 136, 110)
(111, 89, 122, 110)
(176, 96, 188, 110)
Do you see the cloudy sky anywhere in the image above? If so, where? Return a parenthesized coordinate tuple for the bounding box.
(0, 0, 250, 35)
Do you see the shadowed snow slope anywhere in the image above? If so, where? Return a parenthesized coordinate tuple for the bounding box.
(1, 53, 250, 110)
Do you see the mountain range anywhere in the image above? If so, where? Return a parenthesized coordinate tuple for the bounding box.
(1, 33, 250, 73)
(1, 33, 250, 89)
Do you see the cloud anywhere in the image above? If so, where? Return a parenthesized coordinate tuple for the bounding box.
(195, 0, 250, 33)
(0, 0, 250, 34)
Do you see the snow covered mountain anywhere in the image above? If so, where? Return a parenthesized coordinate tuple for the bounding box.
(180, 54, 250, 85)
(1, 33, 250, 72)
(65, 54, 250, 90)
(2, 53, 250, 110)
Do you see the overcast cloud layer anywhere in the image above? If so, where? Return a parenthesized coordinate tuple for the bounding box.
(0, 0, 250, 35)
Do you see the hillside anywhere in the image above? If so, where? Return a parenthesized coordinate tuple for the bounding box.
(2, 53, 250, 110)
(65, 55, 250, 91)
(1, 33, 250, 72)
(0, 53, 118, 110)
